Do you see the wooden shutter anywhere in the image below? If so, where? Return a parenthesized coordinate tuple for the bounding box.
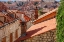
(15, 29, 18, 39)
(10, 33, 13, 42)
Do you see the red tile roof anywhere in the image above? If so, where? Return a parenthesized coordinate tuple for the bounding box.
(0, 2, 8, 12)
(33, 8, 58, 24)
(7, 10, 31, 22)
(15, 18, 56, 42)
(24, 15, 31, 22)
(7, 10, 29, 22)
(16, 11, 31, 22)
(5, 15, 14, 22)
(19, 20, 22, 23)
(8, 10, 30, 22)
(0, 12, 14, 23)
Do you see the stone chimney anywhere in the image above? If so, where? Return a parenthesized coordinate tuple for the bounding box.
(34, 6, 38, 19)
(21, 14, 27, 36)
(21, 14, 26, 22)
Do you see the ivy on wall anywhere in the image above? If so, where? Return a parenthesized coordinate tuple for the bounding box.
(56, 0, 64, 42)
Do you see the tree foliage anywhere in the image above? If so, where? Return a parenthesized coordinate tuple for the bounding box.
(56, 0, 64, 42)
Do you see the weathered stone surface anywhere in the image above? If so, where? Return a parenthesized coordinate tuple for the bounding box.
(21, 29, 56, 42)
(0, 20, 21, 42)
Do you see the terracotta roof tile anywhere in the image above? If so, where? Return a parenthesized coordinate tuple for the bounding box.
(0, 12, 15, 23)
(16, 11, 31, 22)
(15, 18, 56, 42)
(19, 20, 22, 23)
(0, 2, 8, 12)
(24, 15, 31, 22)
(7, 10, 30, 22)
(5, 15, 14, 23)
(7, 10, 18, 13)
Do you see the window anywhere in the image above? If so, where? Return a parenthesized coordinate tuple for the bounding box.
(15, 29, 18, 39)
(10, 33, 13, 42)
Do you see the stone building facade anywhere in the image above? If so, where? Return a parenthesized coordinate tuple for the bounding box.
(21, 29, 56, 42)
(0, 19, 21, 42)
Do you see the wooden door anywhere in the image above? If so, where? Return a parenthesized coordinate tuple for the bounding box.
(10, 33, 13, 42)
(2, 37, 6, 42)
(15, 29, 18, 39)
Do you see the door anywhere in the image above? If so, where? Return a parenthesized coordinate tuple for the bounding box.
(10, 33, 13, 42)
(2, 37, 6, 42)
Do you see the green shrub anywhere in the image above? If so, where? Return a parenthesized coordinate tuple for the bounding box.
(38, 8, 43, 15)
(56, 0, 64, 42)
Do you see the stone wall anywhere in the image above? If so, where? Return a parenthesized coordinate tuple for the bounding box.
(0, 19, 21, 42)
(27, 21, 33, 29)
(21, 29, 56, 42)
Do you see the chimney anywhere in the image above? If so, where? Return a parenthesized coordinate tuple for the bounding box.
(21, 14, 26, 22)
(21, 14, 27, 36)
(34, 6, 38, 19)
